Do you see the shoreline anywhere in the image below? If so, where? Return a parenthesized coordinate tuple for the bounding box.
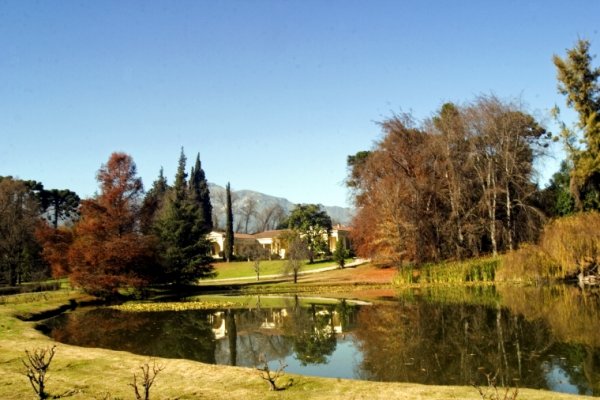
(0, 285, 595, 399)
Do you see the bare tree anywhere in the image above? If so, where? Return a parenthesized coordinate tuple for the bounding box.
(282, 232, 309, 283)
(256, 204, 286, 232)
(22, 346, 57, 400)
(129, 359, 165, 400)
(237, 197, 258, 233)
(256, 354, 288, 391)
(348, 97, 547, 265)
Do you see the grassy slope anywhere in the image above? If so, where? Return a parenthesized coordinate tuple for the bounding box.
(209, 258, 346, 280)
(0, 284, 592, 399)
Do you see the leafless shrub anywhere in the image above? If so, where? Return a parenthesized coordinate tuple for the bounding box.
(256, 354, 289, 391)
(22, 345, 57, 399)
(472, 370, 519, 400)
(129, 359, 164, 400)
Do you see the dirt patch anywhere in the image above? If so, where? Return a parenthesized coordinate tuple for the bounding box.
(298, 263, 397, 285)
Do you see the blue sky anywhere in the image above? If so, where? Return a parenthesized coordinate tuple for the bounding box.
(1, 1, 599, 207)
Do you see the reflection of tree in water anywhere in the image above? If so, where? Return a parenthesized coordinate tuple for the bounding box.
(215, 298, 358, 367)
(215, 308, 293, 367)
(498, 285, 600, 396)
(41, 308, 217, 363)
(283, 301, 337, 366)
(352, 298, 599, 395)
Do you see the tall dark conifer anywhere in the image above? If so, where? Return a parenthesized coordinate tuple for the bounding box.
(224, 182, 234, 262)
(140, 167, 168, 234)
(189, 153, 213, 232)
(155, 148, 214, 284)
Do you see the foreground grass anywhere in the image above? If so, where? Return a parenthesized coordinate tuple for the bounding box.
(0, 289, 591, 399)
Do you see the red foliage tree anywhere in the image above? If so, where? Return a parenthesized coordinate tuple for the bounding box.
(67, 153, 155, 297)
(35, 222, 74, 278)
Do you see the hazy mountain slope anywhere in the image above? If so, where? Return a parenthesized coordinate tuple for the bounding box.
(209, 183, 353, 233)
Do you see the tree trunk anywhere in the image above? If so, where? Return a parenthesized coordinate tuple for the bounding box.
(505, 182, 513, 251)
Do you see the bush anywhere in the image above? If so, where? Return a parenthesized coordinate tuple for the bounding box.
(540, 212, 600, 278)
(497, 244, 558, 283)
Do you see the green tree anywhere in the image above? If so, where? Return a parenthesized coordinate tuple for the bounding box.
(223, 182, 234, 262)
(140, 167, 168, 234)
(346, 151, 371, 191)
(540, 160, 576, 217)
(0, 177, 43, 285)
(189, 153, 213, 232)
(40, 189, 80, 229)
(285, 204, 332, 264)
(332, 239, 349, 269)
(155, 149, 214, 284)
(553, 39, 600, 210)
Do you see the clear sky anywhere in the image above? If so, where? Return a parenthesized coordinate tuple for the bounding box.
(1, 1, 599, 207)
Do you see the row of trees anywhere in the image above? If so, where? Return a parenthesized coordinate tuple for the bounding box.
(347, 38, 600, 267)
(35, 149, 215, 296)
(348, 96, 550, 266)
(2, 145, 340, 292)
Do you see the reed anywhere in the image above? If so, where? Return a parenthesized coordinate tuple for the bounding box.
(393, 257, 500, 286)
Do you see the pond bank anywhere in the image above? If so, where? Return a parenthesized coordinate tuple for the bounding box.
(0, 287, 595, 399)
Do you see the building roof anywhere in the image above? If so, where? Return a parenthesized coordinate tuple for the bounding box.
(252, 229, 289, 239)
(234, 233, 255, 240)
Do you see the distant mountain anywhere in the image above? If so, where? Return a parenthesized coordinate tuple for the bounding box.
(209, 183, 354, 233)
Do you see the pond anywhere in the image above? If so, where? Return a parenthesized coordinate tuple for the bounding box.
(38, 285, 600, 397)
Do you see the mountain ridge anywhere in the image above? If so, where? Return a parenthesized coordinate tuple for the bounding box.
(209, 183, 354, 233)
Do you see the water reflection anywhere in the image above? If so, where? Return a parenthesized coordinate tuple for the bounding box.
(39, 286, 600, 396)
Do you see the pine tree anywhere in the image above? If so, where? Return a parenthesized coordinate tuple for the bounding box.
(155, 149, 214, 284)
(140, 167, 168, 234)
(553, 39, 600, 210)
(189, 153, 213, 232)
(224, 182, 234, 262)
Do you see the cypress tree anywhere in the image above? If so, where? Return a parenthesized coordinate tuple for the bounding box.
(155, 148, 214, 285)
(224, 182, 234, 262)
(189, 153, 213, 232)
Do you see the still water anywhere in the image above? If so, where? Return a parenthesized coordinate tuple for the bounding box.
(38, 286, 600, 396)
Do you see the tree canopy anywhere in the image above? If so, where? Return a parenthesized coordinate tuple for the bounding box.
(285, 204, 332, 264)
(553, 39, 600, 210)
(154, 149, 214, 284)
(0, 177, 44, 285)
(348, 96, 549, 266)
(67, 152, 155, 297)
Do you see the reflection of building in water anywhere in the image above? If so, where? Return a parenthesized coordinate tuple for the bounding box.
(211, 312, 227, 339)
(211, 308, 345, 339)
(212, 306, 355, 367)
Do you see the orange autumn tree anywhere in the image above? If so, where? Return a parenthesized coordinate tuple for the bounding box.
(35, 223, 74, 278)
(68, 152, 155, 297)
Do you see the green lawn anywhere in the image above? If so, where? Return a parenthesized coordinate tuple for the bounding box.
(209, 259, 341, 280)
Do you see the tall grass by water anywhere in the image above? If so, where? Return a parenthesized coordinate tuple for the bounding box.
(393, 257, 499, 286)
